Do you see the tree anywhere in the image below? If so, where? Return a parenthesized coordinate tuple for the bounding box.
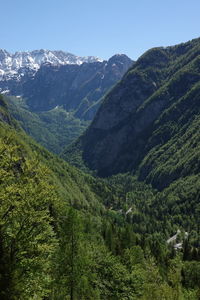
(0, 139, 57, 299)
(54, 208, 90, 299)
(168, 256, 183, 300)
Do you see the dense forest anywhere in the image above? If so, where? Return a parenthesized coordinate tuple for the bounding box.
(0, 98, 200, 299)
(64, 37, 200, 187)
(0, 38, 200, 300)
(5, 96, 89, 154)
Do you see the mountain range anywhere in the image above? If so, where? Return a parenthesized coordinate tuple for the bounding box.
(0, 50, 133, 153)
(0, 50, 133, 120)
(0, 49, 102, 80)
(0, 38, 200, 299)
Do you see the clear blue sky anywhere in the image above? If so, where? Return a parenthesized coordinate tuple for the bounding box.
(1, 0, 200, 60)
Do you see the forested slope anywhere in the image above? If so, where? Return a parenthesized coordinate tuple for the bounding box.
(6, 96, 89, 154)
(63, 37, 200, 189)
(1, 64, 200, 300)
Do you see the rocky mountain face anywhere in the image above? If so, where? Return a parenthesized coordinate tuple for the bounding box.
(0, 51, 133, 120)
(0, 49, 102, 80)
(63, 38, 200, 189)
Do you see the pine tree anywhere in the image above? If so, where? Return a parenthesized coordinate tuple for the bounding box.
(55, 207, 88, 299)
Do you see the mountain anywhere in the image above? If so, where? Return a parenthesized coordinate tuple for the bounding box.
(0, 52, 133, 121)
(0, 49, 102, 81)
(1, 39, 200, 300)
(6, 95, 89, 154)
(1, 91, 200, 299)
(0, 53, 133, 155)
(63, 37, 200, 190)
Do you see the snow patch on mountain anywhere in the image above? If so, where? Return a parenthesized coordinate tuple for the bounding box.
(0, 49, 103, 80)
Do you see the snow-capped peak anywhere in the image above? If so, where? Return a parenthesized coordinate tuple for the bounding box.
(0, 49, 103, 80)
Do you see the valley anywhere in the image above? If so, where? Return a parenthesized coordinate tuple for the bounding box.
(0, 50, 133, 153)
(0, 39, 200, 299)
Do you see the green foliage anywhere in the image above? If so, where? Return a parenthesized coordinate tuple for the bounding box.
(1, 45, 200, 300)
(64, 38, 200, 195)
(53, 208, 94, 299)
(0, 135, 58, 299)
(6, 96, 89, 154)
(182, 261, 200, 289)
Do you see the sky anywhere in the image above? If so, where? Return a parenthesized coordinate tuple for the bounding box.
(1, 0, 200, 60)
